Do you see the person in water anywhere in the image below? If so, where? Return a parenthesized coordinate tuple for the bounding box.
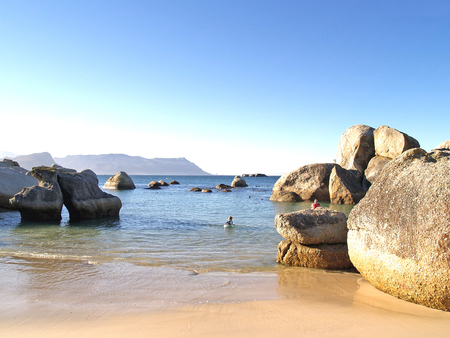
(224, 216, 234, 227)
(311, 199, 320, 210)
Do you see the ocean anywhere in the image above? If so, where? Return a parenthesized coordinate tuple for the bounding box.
(0, 175, 355, 312)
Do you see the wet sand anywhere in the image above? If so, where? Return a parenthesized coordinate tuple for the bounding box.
(1, 263, 450, 337)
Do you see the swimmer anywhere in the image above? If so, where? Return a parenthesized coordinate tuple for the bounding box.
(311, 199, 320, 210)
(224, 216, 234, 228)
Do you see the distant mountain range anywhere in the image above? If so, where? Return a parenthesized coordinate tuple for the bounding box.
(4, 152, 210, 175)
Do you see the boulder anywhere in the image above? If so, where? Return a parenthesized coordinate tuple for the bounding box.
(231, 176, 248, 187)
(276, 241, 353, 269)
(190, 187, 201, 192)
(221, 189, 231, 192)
(347, 148, 450, 311)
(170, 180, 180, 185)
(275, 207, 348, 244)
(433, 140, 450, 150)
(158, 180, 169, 186)
(103, 171, 136, 190)
(271, 163, 335, 202)
(216, 183, 232, 190)
(0, 160, 38, 209)
(270, 191, 301, 202)
(373, 125, 420, 159)
(148, 181, 161, 187)
(362, 155, 392, 189)
(9, 166, 63, 221)
(335, 124, 375, 175)
(329, 165, 365, 204)
(145, 185, 161, 190)
(57, 169, 122, 221)
(202, 189, 212, 193)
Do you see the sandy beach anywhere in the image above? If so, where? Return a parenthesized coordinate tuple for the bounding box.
(1, 265, 450, 338)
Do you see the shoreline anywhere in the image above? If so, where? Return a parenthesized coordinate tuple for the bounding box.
(1, 264, 450, 337)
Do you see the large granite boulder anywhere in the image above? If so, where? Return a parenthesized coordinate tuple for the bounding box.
(329, 165, 365, 204)
(9, 166, 63, 221)
(103, 171, 136, 190)
(57, 169, 122, 221)
(231, 176, 248, 187)
(0, 160, 38, 209)
(374, 125, 420, 159)
(275, 207, 348, 245)
(347, 148, 450, 311)
(335, 124, 375, 175)
(277, 241, 353, 269)
(271, 163, 335, 202)
(216, 183, 232, 190)
(434, 140, 450, 150)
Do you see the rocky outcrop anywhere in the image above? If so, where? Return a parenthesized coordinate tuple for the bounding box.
(9, 166, 63, 221)
(202, 189, 212, 193)
(242, 173, 267, 177)
(148, 181, 161, 187)
(329, 166, 365, 204)
(158, 180, 169, 187)
(170, 180, 180, 185)
(103, 171, 136, 190)
(434, 140, 450, 150)
(190, 187, 201, 192)
(347, 148, 450, 311)
(0, 160, 38, 209)
(275, 207, 352, 269)
(271, 163, 335, 202)
(374, 125, 420, 159)
(57, 169, 122, 221)
(335, 124, 375, 175)
(231, 176, 248, 187)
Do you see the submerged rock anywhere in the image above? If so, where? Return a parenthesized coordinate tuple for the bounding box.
(270, 191, 301, 202)
(271, 163, 335, 202)
(170, 180, 180, 185)
(347, 148, 450, 311)
(190, 187, 201, 192)
(103, 171, 136, 190)
(202, 189, 212, 193)
(216, 183, 232, 190)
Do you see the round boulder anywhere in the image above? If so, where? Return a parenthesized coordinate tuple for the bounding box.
(374, 125, 420, 159)
(231, 176, 248, 187)
(347, 148, 450, 311)
(103, 171, 136, 190)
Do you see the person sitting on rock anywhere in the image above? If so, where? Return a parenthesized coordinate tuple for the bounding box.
(311, 199, 320, 210)
(224, 216, 234, 227)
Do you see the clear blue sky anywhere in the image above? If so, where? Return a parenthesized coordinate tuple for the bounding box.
(1, 1, 449, 174)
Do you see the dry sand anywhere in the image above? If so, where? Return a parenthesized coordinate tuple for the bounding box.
(1, 267, 450, 337)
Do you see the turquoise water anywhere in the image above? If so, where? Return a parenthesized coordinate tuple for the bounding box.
(0, 175, 353, 273)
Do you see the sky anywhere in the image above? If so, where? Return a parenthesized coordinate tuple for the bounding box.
(1, 1, 449, 175)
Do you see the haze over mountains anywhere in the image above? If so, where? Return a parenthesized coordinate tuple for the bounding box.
(3, 152, 210, 175)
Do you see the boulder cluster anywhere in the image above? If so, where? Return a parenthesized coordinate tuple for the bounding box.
(275, 207, 352, 269)
(9, 166, 122, 222)
(271, 124, 421, 204)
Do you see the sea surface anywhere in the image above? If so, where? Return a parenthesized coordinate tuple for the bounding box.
(0, 175, 355, 311)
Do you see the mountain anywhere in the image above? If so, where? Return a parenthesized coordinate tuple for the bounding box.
(11, 152, 56, 170)
(0, 151, 18, 159)
(54, 154, 210, 175)
(7, 152, 210, 175)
